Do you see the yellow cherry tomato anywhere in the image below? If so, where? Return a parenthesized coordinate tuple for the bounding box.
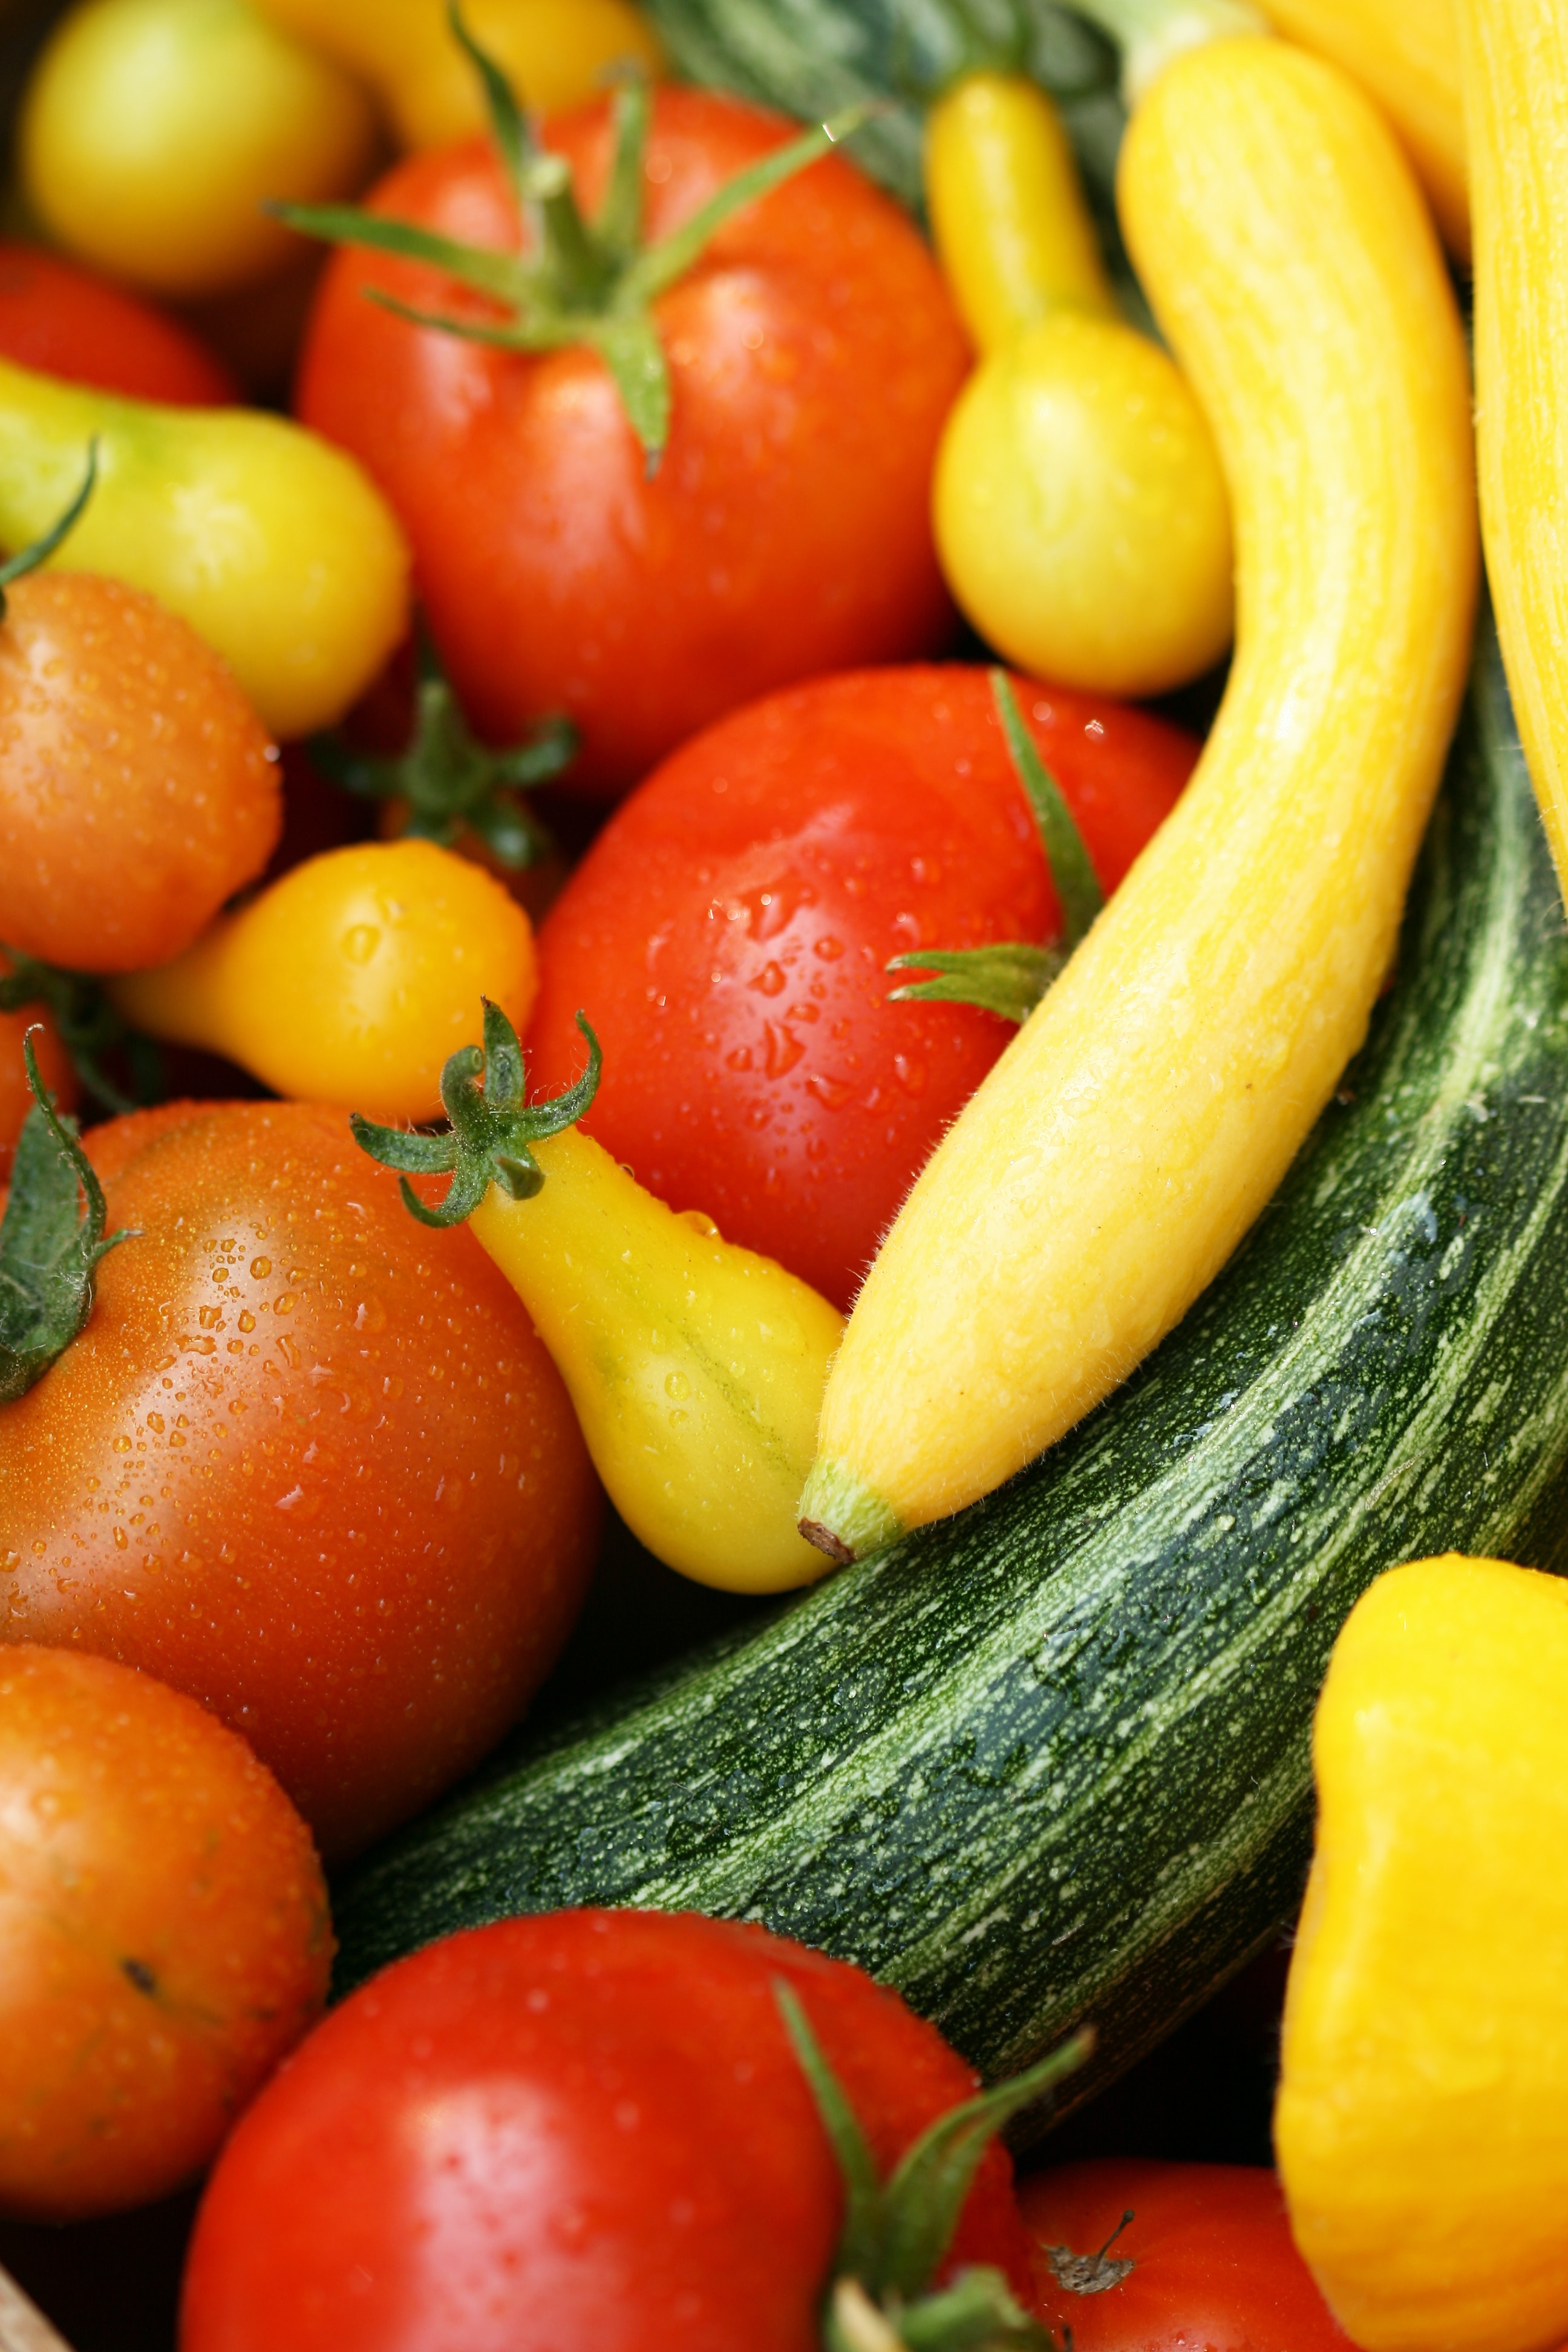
(1276, 1555, 1568, 2352)
(19, 0, 379, 301)
(470, 1129, 843, 1595)
(932, 310, 1235, 697)
(925, 70, 1117, 353)
(112, 841, 537, 1123)
(0, 358, 410, 738)
(256, 0, 663, 151)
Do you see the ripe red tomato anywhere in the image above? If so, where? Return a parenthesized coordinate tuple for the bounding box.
(180, 1908, 1033, 2352)
(295, 89, 970, 795)
(1021, 2159, 1351, 2348)
(0, 1645, 329, 2223)
(526, 666, 1196, 1309)
(0, 1098, 601, 1858)
(0, 241, 237, 403)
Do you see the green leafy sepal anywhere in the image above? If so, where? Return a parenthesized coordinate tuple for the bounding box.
(311, 633, 573, 871)
(0, 950, 161, 1115)
(0, 1032, 133, 1404)
(350, 1000, 599, 1229)
(274, 5, 874, 468)
(774, 1981, 1092, 2352)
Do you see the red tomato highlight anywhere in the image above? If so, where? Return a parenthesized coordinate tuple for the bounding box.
(527, 666, 1196, 1309)
(1021, 2159, 1352, 2349)
(296, 90, 970, 794)
(0, 242, 237, 403)
(180, 1909, 1033, 2352)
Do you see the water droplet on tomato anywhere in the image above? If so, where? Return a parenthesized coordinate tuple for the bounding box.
(341, 924, 380, 964)
(665, 1370, 691, 1400)
(748, 961, 787, 997)
(814, 936, 844, 961)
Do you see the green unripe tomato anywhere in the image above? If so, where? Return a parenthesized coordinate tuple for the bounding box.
(19, 0, 379, 299)
(933, 310, 1235, 699)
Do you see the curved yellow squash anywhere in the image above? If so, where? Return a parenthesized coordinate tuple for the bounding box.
(1276, 1555, 1568, 2352)
(799, 39, 1475, 1561)
(1263, 0, 1468, 260)
(1452, 0, 1568, 898)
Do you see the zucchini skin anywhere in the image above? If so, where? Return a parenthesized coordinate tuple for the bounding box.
(336, 624, 1568, 2129)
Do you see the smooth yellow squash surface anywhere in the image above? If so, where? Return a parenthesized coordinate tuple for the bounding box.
(113, 841, 535, 1123)
(1453, 0, 1568, 898)
(800, 39, 1475, 1561)
(1263, 0, 1468, 260)
(0, 361, 410, 737)
(924, 71, 1117, 353)
(471, 1132, 842, 1595)
(1276, 1556, 1568, 2352)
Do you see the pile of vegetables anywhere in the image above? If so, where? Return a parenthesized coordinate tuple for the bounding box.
(1, 0, 1567, 2347)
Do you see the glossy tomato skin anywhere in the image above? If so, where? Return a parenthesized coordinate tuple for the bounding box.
(296, 90, 970, 795)
(0, 571, 282, 975)
(1021, 2160, 1351, 2350)
(0, 1645, 329, 2223)
(0, 1100, 601, 1860)
(527, 667, 1195, 1308)
(0, 242, 237, 404)
(180, 1909, 1033, 2352)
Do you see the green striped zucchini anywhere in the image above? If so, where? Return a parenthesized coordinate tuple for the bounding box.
(335, 621, 1568, 2129)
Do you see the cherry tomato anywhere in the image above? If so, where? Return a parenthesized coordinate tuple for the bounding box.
(180, 1908, 1033, 2352)
(526, 666, 1196, 1310)
(0, 572, 282, 975)
(0, 242, 237, 405)
(296, 88, 970, 794)
(0, 1097, 601, 1858)
(1021, 2159, 1351, 2349)
(0, 971, 77, 1178)
(0, 1644, 330, 2223)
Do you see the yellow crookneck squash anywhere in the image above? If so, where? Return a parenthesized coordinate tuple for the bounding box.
(1452, 0, 1568, 900)
(1276, 1554, 1568, 2352)
(799, 31, 1477, 1562)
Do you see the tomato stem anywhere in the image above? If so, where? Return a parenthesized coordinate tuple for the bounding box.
(0, 1030, 134, 1403)
(776, 1979, 1091, 2351)
(885, 671, 1102, 1026)
(275, 5, 877, 468)
(350, 1000, 601, 1227)
(310, 630, 572, 870)
(0, 440, 97, 623)
(0, 950, 161, 1115)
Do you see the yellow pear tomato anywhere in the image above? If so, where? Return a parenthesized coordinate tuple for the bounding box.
(19, 0, 379, 299)
(933, 309, 1235, 699)
(113, 840, 538, 1123)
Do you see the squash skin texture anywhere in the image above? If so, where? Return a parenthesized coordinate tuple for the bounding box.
(1453, 0, 1568, 904)
(1276, 1555, 1568, 2352)
(802, 39, 1476, 1555)
(1261, 0, 1468, 260)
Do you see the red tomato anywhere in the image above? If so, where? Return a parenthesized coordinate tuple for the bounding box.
(526, 666, 1196, 1309)
(0, 243, 237, 403)
(0, 1098, 601, 1859)
(1021, 2160, 1351, 2349)
(180, 1909, 1033, 2352)
(296, 90, 970, 795)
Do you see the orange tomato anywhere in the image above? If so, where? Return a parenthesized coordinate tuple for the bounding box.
(0, 1097, 602, 1858)
(0, 1643, 330, 2223)
(0, 572, 281, 975)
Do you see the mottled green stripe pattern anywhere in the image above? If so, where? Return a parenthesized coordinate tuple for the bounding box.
(337, 622, 1568, 2134)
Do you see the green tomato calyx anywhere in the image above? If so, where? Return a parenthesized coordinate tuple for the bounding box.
(276, 5, 877, 470)
(310, 630, 573, 871)
(776, 1981, 1090, 2351)
(887, 671, 1103, 1026)
(0, 1030, 134, 1405)
(0, 949, 162, 1117)
(350, 999, 600, 1229)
